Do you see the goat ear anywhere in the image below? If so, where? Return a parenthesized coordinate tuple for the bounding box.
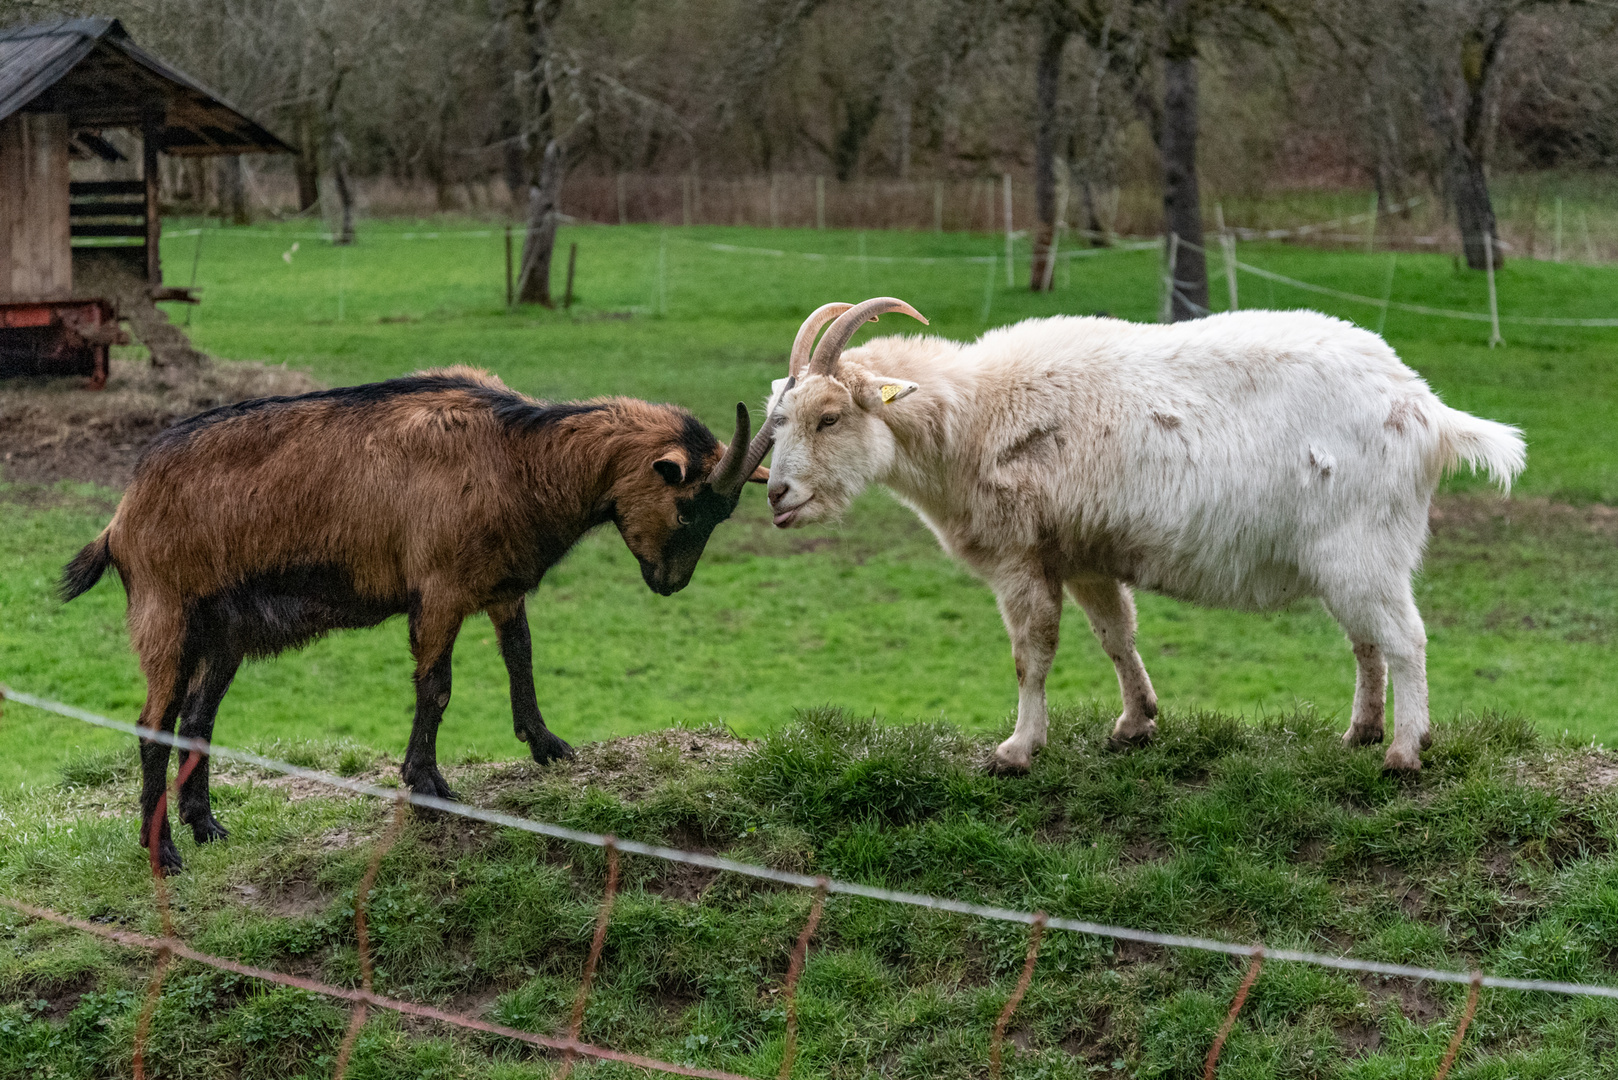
(852, 373, 920, 410)
(652, 456, 688, 486)
(747, 464, 770, 484)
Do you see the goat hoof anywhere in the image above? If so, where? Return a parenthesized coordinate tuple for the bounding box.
(1381, 747, 1423, 773)
(528, 733, 575, 765)
(1342, 725, 1385, 748)
(190, 815, 229, 845)
(155, 839, 184, 875)
(987, 743, 1035, 775)
(1108, 721, 1156, 750)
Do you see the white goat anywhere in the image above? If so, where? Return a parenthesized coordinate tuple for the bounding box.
(764, 298, 1526, 773)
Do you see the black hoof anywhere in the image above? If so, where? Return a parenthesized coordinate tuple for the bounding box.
(528, 732, 575, 765)
(402, 762, 457, 801)
(155, 839, 184, 875)
(190, 815, 229, 845)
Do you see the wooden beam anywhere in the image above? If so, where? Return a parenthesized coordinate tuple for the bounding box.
(143, 109, 162, 287)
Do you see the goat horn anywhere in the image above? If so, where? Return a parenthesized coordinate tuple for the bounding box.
(709, 401, 763, 496)
(789, 302, 854, 378)
(807, 297, 928, 377)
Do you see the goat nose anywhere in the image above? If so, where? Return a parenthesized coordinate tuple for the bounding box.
(767, 482, 789, 508)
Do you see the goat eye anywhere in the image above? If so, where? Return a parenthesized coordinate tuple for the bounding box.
(818, 414, 839, 430)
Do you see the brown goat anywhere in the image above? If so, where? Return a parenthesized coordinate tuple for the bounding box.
(60, 366, 772, 872)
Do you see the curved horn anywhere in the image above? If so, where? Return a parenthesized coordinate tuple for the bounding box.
(710, 401, 768, 496)
(789, 302, 854, 378)
(806, 297, 928, 377)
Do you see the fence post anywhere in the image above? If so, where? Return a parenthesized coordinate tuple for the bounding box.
(504, 225, 513, 309)
(934, 179, 944, 232)
(1161, 232, 1179, 323)
(564, 242, 577, 309)
(682, 175, 692, 227)
(1484, 231, 1503, 348)
(616, 173, 627, 225)
(770, 174, 780, 228)
(1554, 197, 1563, 262)
(1216, 204, 1237, 312)
(1365, 191, 1379, 253)
(815, 175, 825, 230)
(981, 252, 996, 323)
(1002, 173, 1014, 287)
(1376, 253, 1397, 336)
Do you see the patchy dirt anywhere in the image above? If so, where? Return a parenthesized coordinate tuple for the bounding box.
(0, 355, 320, 493)
(1429, 493, 1618, 543)
(1336, 1022, 1382, 1056)
(480, 726, 751, 803)
(1363, 974, 1444, 1024)
(1515, 747, 1618, 800)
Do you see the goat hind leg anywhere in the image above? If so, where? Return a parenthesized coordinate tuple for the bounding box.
(990, 566, 1063, 774)
(177, 649, 242, 844)
(489, 599, 573, 764)
(1067, 576, 1158, 745)
(136, 650, 191, 874)
(404, 603, 462, 799)
(1324, 587, 1429, 771)
(1342, 643, 1387, 747)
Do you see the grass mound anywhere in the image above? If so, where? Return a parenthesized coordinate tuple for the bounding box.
(6, 707, 1618, 1078)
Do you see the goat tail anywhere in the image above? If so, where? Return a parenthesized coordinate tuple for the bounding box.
(1434, 406, 1526, 492)
(60, 530, 113, 602)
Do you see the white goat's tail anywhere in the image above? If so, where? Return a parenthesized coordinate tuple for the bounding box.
(1434, 406, 1526, 492)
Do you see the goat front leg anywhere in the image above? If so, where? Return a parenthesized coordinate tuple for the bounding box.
(403, 598, 463, 800)
(1067, 576, 1158, 746)
(990, 564, 1064, 774)
(488, 599, 573, 765)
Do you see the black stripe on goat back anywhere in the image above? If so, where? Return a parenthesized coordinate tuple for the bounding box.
(149, 372, 605, 453)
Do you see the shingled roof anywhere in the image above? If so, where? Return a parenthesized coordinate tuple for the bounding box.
(0, 17, 289, 155)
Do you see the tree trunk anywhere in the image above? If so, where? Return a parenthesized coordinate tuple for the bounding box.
(295, 112, 320, 213)
(1449, 144, 1499, 270)
(518, 138, 562, 304)
(1159, 0, 1207, 321)
(216, 156, 248, 225)
(1453, 19, 1510, 270)
(1030, 23, 1067, 291)
(328, 129, 356, 245)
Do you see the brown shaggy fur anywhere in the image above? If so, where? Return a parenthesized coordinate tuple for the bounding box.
(60, 366, 765, 872)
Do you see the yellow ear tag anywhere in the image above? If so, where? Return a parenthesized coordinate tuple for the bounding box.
(880, 383, 903, 403)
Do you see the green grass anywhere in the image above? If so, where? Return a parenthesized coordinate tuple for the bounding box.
(8, 709, 1618, 1077)
(2, 220, 1617, 790)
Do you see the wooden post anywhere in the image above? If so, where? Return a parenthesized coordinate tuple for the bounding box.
(616, 173, 627, 224)
(1364, 191, 1378, 253)
(564, 241, 577, 308)
(143, 110, 163, 287)
(815, 176, 826, 230)
(1002, 173, 1014, 286)
(1554, 197, 1563, 262)
(1484, 231, 1503, 348)
(933, 179, 943, 232)
(504, 225, 514, 307)
(1376, 253, 1397, 336)
(1161, 232, 1179, 323)
(682, 174, 692, 226)
(1215, 204, 1237, 311)
(770, 174, 780, 228)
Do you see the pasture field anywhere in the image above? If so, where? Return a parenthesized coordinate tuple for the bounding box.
(2, 220, 1616, 788)
(7, 709, 1618, 1078)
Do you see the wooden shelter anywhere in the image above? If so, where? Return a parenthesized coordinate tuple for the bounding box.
(0, 17, 289, 385)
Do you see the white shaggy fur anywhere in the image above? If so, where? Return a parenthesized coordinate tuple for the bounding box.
(764, 309, 1526, 772)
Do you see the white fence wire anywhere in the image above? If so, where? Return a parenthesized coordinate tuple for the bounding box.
(7, 682, 1618, 1003)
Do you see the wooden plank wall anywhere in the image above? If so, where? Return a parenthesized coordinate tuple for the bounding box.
(0, 113, 73, 303)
